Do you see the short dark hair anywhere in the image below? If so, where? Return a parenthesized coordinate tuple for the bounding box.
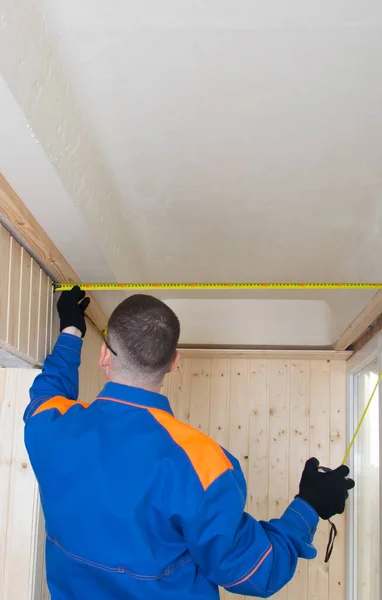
(107, 294, 180, 375)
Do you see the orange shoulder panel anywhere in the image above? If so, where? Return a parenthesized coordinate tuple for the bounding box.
(149, 408, 233, 490)
(33, 396, 89, 417)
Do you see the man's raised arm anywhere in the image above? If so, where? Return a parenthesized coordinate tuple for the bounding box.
(24, 286, 90, 422)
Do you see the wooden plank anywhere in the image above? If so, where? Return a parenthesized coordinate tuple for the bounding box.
(168, 358, 191, 424)
(0, 349, 34, 368)
(28, 260, 41, 361)
(189, 358, 211, 435)
(308, 361, 330, 600)
(0, 223, 11, 341)
(0, 342, 40, 368)
(328, 361, 346, 600)
(0, 173, 107, 333)
(268, 360, 289, 518)
(286, 361, 310, 600)
(79, 322, 105, 403)
(227, 358, 249, 600)
(161, 374, 170, 397)
(37, 272, 50, 362)
(268, 360, 289, 600)
(209, 359, 230, 447)
(229, 359, 250, 480)
(45, 278, 53, 356)
(18, 248, 32, 354)
(0, 369, 41, 600)
(334, 291, 382, 350)
(48, 280, 54, 354)
(350, 311, 382, 355)
(0, 369, 15, 595)
(0, 224, 54, 365)
(6, 237, 22, 347)
(247, 359, 269, 520)
(51, 293, 61, 348)
(179, 348, 352, 361)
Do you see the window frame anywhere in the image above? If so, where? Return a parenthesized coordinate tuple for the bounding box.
(347, 334, 382, 600)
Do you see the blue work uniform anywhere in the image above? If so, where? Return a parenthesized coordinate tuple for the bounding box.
(24, 333, 319, 599)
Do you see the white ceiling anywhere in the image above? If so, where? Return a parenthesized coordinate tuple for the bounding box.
(1, 0, 382, 344)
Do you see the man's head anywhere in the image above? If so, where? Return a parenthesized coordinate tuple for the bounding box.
(99, 294, 180, 391)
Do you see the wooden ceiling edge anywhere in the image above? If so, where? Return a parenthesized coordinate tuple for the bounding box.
(349, 312, 382, 355)
(0, 338, 42, 368)
(178, 347, 352, 360)
(0, 173, 107, 332)
(333, 291, 382, 351)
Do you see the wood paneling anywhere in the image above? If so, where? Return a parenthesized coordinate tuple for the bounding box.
(229, 360, 250, 480)
(0, 339, 346, 599)
(165, 355, 347, 600)
(0, 224, 11, 341)
(0, 173, 107, 333)
(308, 361, 330, 600)
(189, 359, 211, 435)
(167, 360, 191, 425)
(328, 362, 347, 599)
(0, 224, 53, 365)
(209, 359, 230, 448)
(0, 327, 106, 600)
(79, 320, 107, 403)
(18, 248, 32, 354)
(0, 369, 43, 600)
(248, 360, 269, 521)
(287, 361, 310, 600)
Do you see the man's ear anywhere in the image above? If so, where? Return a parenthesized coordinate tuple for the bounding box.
(99, 342, 112, 370)
(168, 350, 180, 373)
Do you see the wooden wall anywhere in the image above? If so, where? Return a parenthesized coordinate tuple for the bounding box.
(0, 233, 347, 600)
(0, 220, 105, 392)
(0, 223, 105, 600)
(162, 355, 347, 600)
(79, 321, 107, 402)
(0, 223, 53, 365)
(0, 369, 43, 600)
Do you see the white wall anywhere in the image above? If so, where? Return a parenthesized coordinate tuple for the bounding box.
(166, 299, 332, 346)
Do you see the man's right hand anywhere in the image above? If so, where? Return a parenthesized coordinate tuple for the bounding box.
(57, 286, 90, 338)
(297, 457, 355, 520)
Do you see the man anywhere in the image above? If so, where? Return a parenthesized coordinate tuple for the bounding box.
(24, 287, 354, 599)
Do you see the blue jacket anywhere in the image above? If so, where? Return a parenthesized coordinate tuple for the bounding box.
(24, 333, 319, 599)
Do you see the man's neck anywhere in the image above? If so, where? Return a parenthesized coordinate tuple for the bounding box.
(109, 374, 163, 395)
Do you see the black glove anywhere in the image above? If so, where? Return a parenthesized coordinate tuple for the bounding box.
(297, 457, 355, 520)
(57, 286, 90, 338)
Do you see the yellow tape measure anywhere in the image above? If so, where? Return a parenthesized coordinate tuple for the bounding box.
(55, 280, 380, 465)
(342, 370, 382, 465)
(53, 282, 382, 291)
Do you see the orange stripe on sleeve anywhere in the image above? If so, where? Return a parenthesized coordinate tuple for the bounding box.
(225, 545, 273, 588)
(33, 396, 89, 417)
(149, 408, 233, 490)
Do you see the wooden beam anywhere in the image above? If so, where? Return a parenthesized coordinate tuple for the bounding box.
(350, 312, 382, 355)
(334, 291, 382, 350)
(178, 343, 334, 351)
(178, 348, 352, 361)
(0, 173, 107, 332)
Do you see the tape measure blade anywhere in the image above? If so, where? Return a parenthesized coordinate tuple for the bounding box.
(53, 282, 382, 291)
